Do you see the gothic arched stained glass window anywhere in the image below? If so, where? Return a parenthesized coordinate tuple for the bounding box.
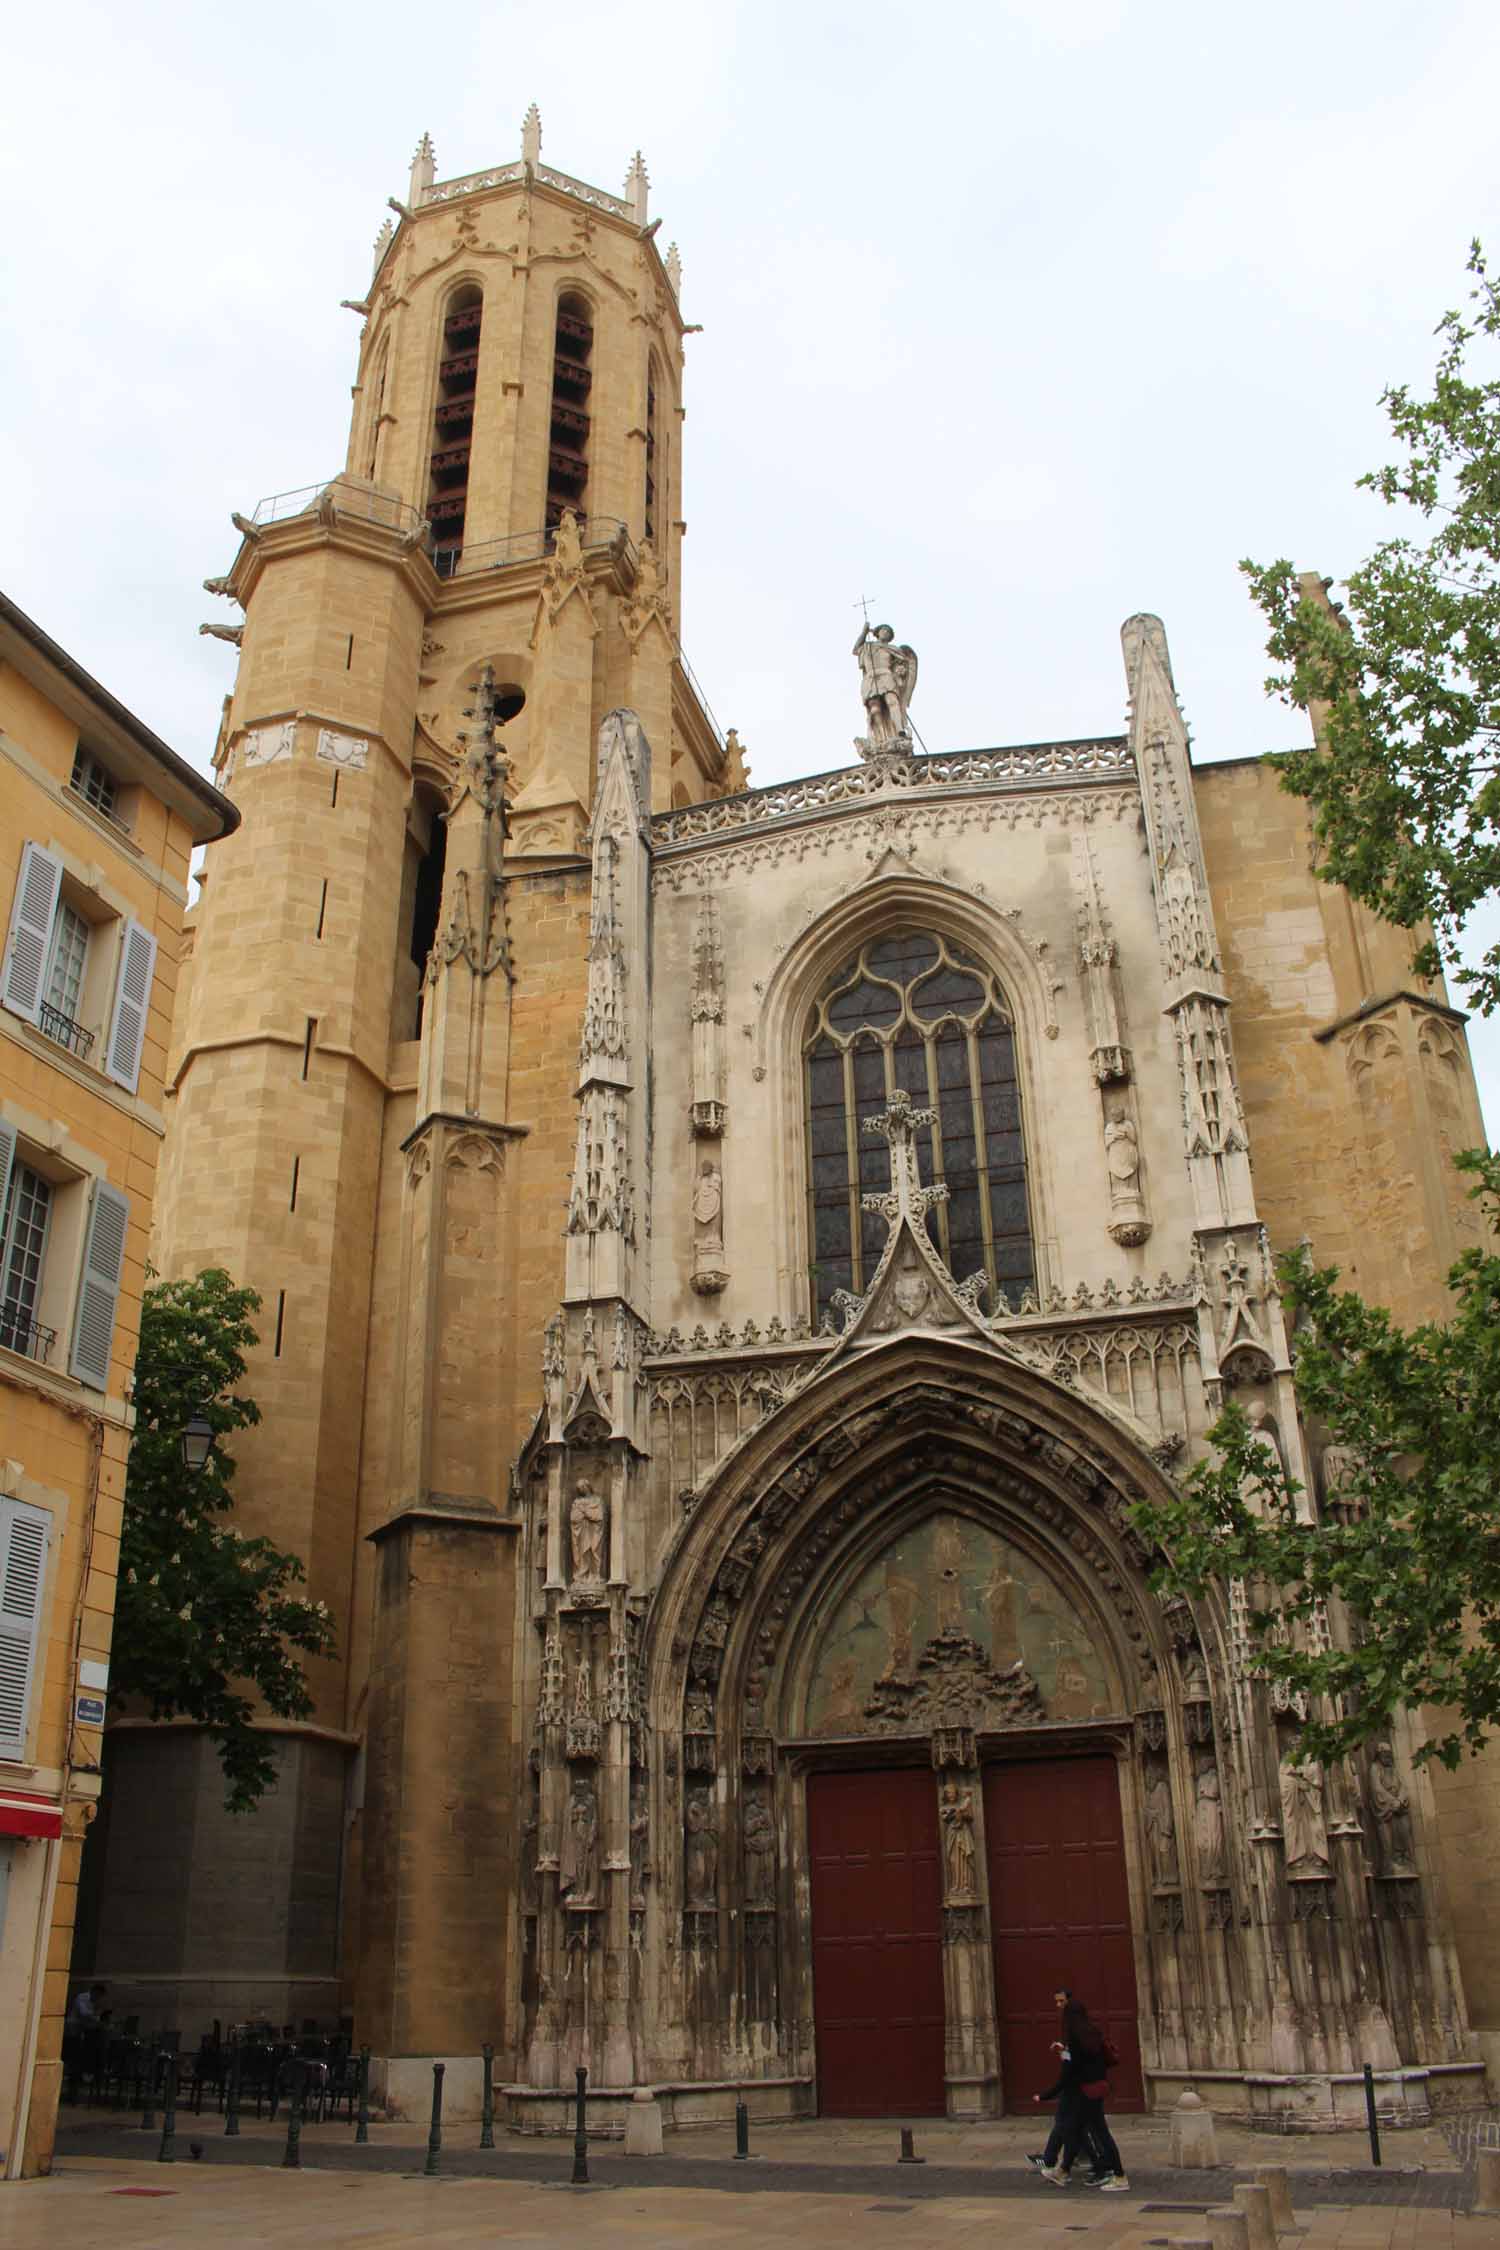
(803, 930, 1035, 1322)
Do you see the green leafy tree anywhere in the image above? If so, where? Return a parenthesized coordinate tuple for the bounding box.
(1244, 242, 1500, 1013)
(112, 1268, 334, 1811)
(1131, 1154, 1500, 1770)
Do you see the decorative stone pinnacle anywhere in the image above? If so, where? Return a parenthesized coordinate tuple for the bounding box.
(861, 1088, 949, 1227)
(625, 149, 650, 225)
(665, 241, 682, 296)
(521, 103, 542, 168)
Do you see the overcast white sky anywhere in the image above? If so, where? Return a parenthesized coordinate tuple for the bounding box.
(5, 0, 1499, 1129)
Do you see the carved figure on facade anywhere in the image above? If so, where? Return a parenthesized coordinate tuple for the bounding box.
(743, 1788, 776, 1904)
(852, 621, 918, 756)
(1319, 1444, 1364, 1521)
(940, 1781, 979, 1903)
(1193, 1758, 1227, 1883)
(560, 1776, 598, 1903)
(685, 1788, 718, 1905)
(621, 536, 670, 648)
(1368, 1741, 1416, 1874)
(690, 1159, 727, 1296)
(629, 1776, 650, 1907)
(1144, 1765, 1180, 1886)
(1279, 1746, 1330, 1873)
(569, 1482, 607, 1585)
(1103, 1108, 1151, 1246)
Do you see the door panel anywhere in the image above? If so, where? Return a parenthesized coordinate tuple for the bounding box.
(984, 1756, 1143, 2111)
(807, 1766, 946, 2116)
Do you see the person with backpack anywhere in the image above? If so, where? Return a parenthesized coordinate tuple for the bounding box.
(1030, 1990, 1130, 2191)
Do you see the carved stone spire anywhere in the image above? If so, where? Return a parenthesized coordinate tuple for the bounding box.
(579, 835, 627, 1074)
(665, 241, 682, 297)
(409, 132, 436, 205)
(625, 149, 650, 225)
(521, 103, 542, 168)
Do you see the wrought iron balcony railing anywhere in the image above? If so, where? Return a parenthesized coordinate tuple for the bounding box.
(0, 1300, 56, 1365)
(38, 1001, 95, 1061)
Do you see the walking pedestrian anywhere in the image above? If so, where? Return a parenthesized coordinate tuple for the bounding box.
(1032, 1991, 1130, 2191)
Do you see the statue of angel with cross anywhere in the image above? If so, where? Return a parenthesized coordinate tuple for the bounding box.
(853, 619, 918, 755)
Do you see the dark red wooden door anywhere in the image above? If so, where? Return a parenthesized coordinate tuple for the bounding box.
(984, 1756, 1143, 2111)
(807, 1767, 946, 2116)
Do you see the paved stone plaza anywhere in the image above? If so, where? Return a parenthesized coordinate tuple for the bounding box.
(3, 2150, 1497, 2250)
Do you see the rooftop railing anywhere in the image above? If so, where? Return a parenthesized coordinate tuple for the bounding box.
(247, 479, 426, 536)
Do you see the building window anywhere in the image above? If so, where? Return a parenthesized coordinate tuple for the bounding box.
(2, 844, 157, 1085)
(547, 293, 592, 532)
(803, 929, 1035, 1322)
(0, 1163, 54, 1363)
(70, 748, 119, 821)
(44, 902, 90, 1026)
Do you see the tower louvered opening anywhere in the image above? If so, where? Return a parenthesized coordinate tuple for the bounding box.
(428, 286, 483, 577)
(547, 293, 593, 532)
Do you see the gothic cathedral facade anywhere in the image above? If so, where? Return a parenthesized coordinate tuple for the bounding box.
(82, 119, 1500, 2129)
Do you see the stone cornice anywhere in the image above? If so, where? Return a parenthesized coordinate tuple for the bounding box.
(227, 508, 439, 611)
(368, 1498, 520, 1543)
(1311, 986, 1468, 1043)
(650, 738, 1134, 857)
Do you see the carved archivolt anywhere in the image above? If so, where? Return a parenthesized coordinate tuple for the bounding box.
(645, 1341, 1203, 1760)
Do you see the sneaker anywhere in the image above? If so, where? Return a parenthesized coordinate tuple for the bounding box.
(1039, 2165, 1070, 2186)
(1026, 2152, 1050, 2171)
(1098, 2175, 1130, 2193)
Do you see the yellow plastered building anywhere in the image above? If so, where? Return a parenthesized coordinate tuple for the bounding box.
(0, 593, 235, 2175)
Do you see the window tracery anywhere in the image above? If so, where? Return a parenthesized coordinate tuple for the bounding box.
(803, 930, 1035, 1320)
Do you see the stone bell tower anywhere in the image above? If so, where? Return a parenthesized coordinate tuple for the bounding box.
(90, 113, 741, 2048)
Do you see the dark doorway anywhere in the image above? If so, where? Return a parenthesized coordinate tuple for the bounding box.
(984, 1755, 1143, 2111)
(807, 1766, 946, 2116)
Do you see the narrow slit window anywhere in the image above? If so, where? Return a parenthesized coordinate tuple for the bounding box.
(301, 1018, 317, 1080)
(289, 1157, 300, 1211)
(803, 930, 1035, 1323)
(274, 1289, 286, 1357)
(316, 880, 328, 940)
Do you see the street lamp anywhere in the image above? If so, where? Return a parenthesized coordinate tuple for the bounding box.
(180, 1411, 216, 1474)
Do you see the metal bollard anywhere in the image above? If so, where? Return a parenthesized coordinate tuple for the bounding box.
(480, 2043, 495, 2150)
(898, 2126, 925, 2164)
(734, 2099, 750, 2159)
(224, 2038, 242, 2139)
(424, 2061, 445, 2176)
(282, 2063, 304, 2170)
(158, 2038, 179, 2164)
(355, 2045, 370, 2145)
(571, 2065, 589, 2185)
(1363, 2062, 1382, 2167)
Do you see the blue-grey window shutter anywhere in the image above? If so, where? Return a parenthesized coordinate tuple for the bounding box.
(105, 919, 158, 1092)
(2, 843, 63, 1026)
(69, 1180, 130, 1390)
(0, 1498, 50, 1760)
(0, 1118, 16, 1222)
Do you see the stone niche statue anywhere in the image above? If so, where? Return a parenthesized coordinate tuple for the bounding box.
(1279, 1744, 1329, 1873)
(853, 620, 918, 753)
(743, 1788, 776, 1904)
(1144, 1764, 1180, 1886)
(1368, 1740, 1416, 1874)
(1103, 1107, 1150, 1246)
(569, 1480, 606, 1585)
(685, 1787, 719, 1905)
(940, 1780, 978, 1902)
(560, 1776, 599, 1904)
(1193, 1758, 1226, 1884)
